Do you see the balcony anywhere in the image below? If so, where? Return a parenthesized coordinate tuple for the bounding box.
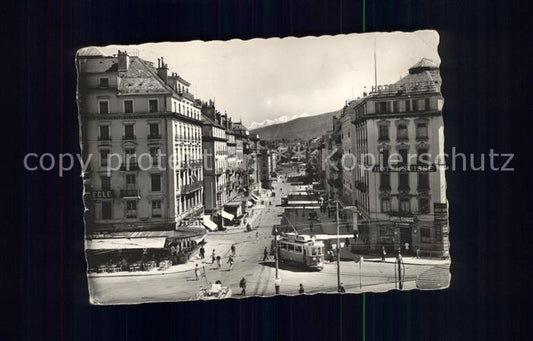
(181, 181, 202, 194)
(122, 135, 136, 141)
(120, 162, 139, 171)
(148, 134, 162, 140)
(120, 189, 140, 198)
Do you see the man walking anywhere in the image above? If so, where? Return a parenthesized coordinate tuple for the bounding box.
(381, 246, 387, 262)
(227, 254, 234, 270)
(239, 277, 247, 296)
(230, 244, 236, 257)
(338, 282, 346, 293)
(256, 231, 259, 241)
(194, 264, 200, 280)
(216, 255, 221, 269)
(211, 249, 216, 264)
(199, 246, 205, 259)
(263, 247, 269, 261)
(298, 283, 305, 294)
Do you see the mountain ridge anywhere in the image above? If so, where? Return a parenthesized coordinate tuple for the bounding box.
(250, 109, 341, 141)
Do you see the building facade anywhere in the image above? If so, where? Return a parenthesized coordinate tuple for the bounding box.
(77, 49, 205, 237)
(350, 58, 449, 257)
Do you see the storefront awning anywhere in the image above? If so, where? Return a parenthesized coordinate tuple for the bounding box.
(203, 215, 217, 231)
(85, 237, 166, 250)
(221, 210, 235, 220)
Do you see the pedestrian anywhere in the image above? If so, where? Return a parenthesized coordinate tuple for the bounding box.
(239, 277, 247, 296)
(263, 247, 269, 261)
(404, 242, 410, 254)
(256, 231, 259, 241)
(211, 249, 216, 264)
(227, 255, 234, 270)
(381, 246, 387, 262)
(298, 283, 305, 294)
(231, 244, 236, 256)
(216, 255, 221, 269)
(194, 264, 200, 280)
(309, 221, 313, 232)
(339, 282, 346, 293)
(416, 248, 420, 259)
(199, 246, 205, 259)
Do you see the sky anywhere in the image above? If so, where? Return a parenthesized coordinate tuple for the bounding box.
(99, 30, 440, 130)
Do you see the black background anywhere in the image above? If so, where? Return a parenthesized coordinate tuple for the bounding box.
(5, 0, 532, 340)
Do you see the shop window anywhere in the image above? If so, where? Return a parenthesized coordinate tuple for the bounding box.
(126, 200, 137, 218)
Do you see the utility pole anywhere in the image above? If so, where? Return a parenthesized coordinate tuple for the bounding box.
(274, 227, 280, 294)
(336, 200, 341, 292)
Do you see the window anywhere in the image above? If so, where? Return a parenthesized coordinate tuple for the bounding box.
(380, 149, 390, 167)
(419, 197, 430, 214)
(417, 173, 430, 191)
(126, 174, 136, 186)
(378, 125, 389, 141)
(295, 245, 302, 253)
(101, 176, 111, 191)
(149, 123, 160, 138)
(379, 173, 391, 191)
(99, 78, 109, 88)
(150, 147, 160, 166)
(126, 201, 137, 218)
(397, 124, 408, 140)
(425, 98, 431, 110)
(152, 200, 162, 217)
(149, 99, 158, 112)
(151, 173, 161, 192)
(393, 101, 400, 112)
(124, 100, 133, 113)
(102, 202, 112, 219)
(399, 149, 408, 165)
(124, 124, 135, 139)
(381, 198, 391, 213)
(100, 149, 109, 166)
(416, 123, 428, 139)
(399, 198, 411, 213)
(398, 173, 410, 191)
(376, 102, 387, 114)
(99, 125, 110, 140)
(99, 101, 109, 114)
(288, 244, 294, 252)
(417, 148, 429, 164)
(420, 228, 431, 243)
(125, 148, 136, 169)
(405, 100, 411, 112)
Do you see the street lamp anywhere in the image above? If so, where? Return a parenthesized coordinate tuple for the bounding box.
(274, 227, 280, 294)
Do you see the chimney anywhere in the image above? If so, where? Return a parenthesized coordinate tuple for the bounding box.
(157, 56, 168, 84)
(117, 50, 130, 72)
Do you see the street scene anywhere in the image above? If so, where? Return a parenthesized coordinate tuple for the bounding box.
(78, 32, 450, 305)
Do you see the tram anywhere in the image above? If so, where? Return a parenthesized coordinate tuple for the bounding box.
(275, 233, 325, 270)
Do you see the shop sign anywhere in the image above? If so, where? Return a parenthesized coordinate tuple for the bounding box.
(91, 190, 114, 199)
(389, 214, 416, 223)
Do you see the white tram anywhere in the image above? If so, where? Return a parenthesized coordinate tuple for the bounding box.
(276, 233, 325, 270)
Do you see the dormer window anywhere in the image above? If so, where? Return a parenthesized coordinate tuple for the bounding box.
(99, 78, 109, 88)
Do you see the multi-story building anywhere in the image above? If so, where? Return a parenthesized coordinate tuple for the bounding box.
(77, 48, 205, 262)
(231, 121, 249, 189)
(201, 101, 233, 227)
(349, 58, 448, 257)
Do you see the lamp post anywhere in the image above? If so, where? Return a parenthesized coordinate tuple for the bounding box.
(274, 227, 280, 294)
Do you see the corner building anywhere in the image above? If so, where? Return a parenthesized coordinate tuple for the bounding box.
(350, 58, 449, 257)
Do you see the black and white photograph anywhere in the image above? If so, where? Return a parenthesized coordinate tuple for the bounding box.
(76, 31, 450, 304)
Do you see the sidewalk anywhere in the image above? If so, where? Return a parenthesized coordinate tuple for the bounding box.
(358, 255, 450, 266)
(88, 238, 234, 279)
